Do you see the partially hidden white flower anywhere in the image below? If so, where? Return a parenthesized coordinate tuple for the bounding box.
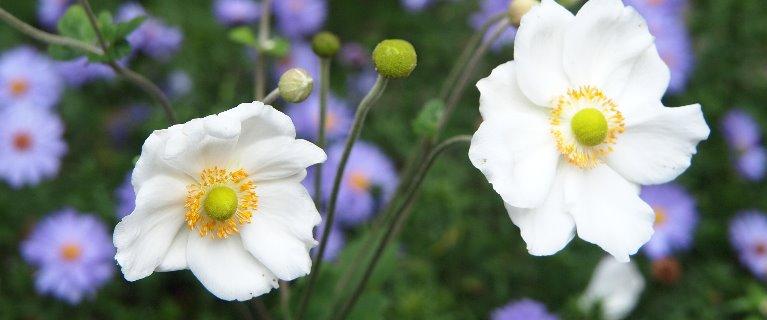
(113, 102, 326, 301)
(468, 0, 709, 261)
(579, 256, 645, 320)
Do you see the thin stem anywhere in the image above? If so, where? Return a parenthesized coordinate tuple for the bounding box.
(279, 281, 293, 320)
(0, 7, 104, 56)
(331, 135, 472, 320)
(253, 300, 274, 320)
(263, 88, 280, 104)
(254, 0, 272, 100)
(296, 75, 389, 320)
(313, 58, 331, 206)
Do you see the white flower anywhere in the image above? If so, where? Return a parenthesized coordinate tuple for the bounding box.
(469, 0, 709, 261)
(579, 256, 645, 320)
(113, 102, 326, 301)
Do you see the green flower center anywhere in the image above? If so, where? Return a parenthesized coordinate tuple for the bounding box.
(204, 186, 238, 221)
(570, 108, 608, 147)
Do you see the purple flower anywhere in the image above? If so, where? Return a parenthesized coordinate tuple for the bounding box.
(275, 41, 319, 82)
(736, 147, 766, 181)
(106, 104, 151, 146)
(0, 104, 67, 188)
(469, 0, 518, 52)
(624, 0, 688, 16)
(117, 3, 183, 61)
(273, 0, 327, 39)
(21, 208, 115, 304)
(286, 93, 353, 143)
(347, 68, 378, 101)
(312, 219, 346, 261)
(729, 211, 767, 280)
(309, 141, 398, 227)
(38, 0, 74, 29)
(721, 109, 761, 152)
(165, 70, 192, 99)
(214, 0, 261, 26)
(0, 46, 63, 110)
(56, 57, 115, 87)
(640, 183, 698, 260)
(491, 299, 559, 320)
(115, 172, 135, 219)
(401, 0, 435, 12)
(340, 42, 370, 69)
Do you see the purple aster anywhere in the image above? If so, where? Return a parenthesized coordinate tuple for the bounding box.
(624, 0, 688, 16)
(275, 41, 320, 83)
(340, 42, 370, 69)
(0, 104, 66, 188)
(469, 0, 518, 52)
(115, 171, 135, 219)
(106, 104, 151, 146)
(491, 299, 559, 320)
(117, 3, 183, 61)
(286, 93, 353, 143)
(721, 109, 761, 152)
(21, 208, 115, 304)
(312, 218, 346, 261)
(56, 57, 115, 87)
(736, 147, 766, 181)
(640, 183, 698, 260)
(38, 0, 73, 29)
(165, 70, 192, 99)
(214, 0, 261, 26)
(401, 0, 435, 12)
(273, 0, 327, 39)
(0, 46, 63, 110)
(309, 141, 398, 227)
(729, 211, 767, 280)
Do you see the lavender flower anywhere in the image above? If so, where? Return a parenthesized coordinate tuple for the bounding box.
(401, 0, 435, 13)
(214, 0, 261, 26)
(312, 219, 346, 261)
(737, 147, 766, 181)
(38, 0, 73, 29)
(623, 0, 688, 16)
(340, 42, 370, 69)
(115, 172, 135, 219)
(640, 183, 698, 260)
(56, 57, 115, 87)
(273, 0, 327, 39)
(721, 109, 761, 152)
(0, 46, 63, 109)
(729, 211, 767, 280)
(106, 104, 151, 146)
(0, 104, 67, 188)
(117, 3, 183, 60)
(21, 208, 115, 304)
(469, 0, 518, 52)
(347, 69, 378, 101)
(491, 299, 559, 320)
(275, 41, 320, 84)
(285, 93, 353, 143)
(165, 70, 193, 99)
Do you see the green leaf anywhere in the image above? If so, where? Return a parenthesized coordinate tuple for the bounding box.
(97, 11, 117, 43)
(260, 37, 291, 58)
(47, 45, 82, 61)
(412, 98, 445, 138)
(228, 27, 257, 46)
(114, 16, 146, 40)
(56, 5, 95, 42)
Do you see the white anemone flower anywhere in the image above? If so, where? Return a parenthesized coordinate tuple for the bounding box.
(579, 256, 645, 320)
(113, 102, 326, 301)
(469, 0, 709, 261)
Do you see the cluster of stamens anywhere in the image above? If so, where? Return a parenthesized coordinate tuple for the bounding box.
(185, 167, 258, 239)
(550, 86, 625, 169)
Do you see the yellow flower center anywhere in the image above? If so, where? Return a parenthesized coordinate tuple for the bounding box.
(653, 207, 667, 227)
(185, 167, 258, 239)
(9, 78, 29, 96)
(550, 86, 625, 169)
(348, 171, 371, 191)
(60, 243, 82, 262)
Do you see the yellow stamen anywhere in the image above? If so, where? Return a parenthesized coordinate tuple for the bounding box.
(185, 167, 258, 239)
(9, 78, 29, 96)
(60, 243, 82, 261)
(348, 171, 371, 191)
(654, 207, 667, 227)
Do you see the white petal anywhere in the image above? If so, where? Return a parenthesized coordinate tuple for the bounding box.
(563, 0, 654, 97)
(239, 137, 326, 182)
(514, 0, 574, 106)
(162, 115, 241, 177)
(187, 234, 278, 301)
(579, 256, 645, 320)
(253, 180, 321, 243)
(614, 46, 670, 112)
(567, 165, 654, 262)
(222, 102, 297, 143)
(504, 162, 576, 255)
(132, 127, 190, 188)
(114, 207, 186, 281)
(157, 229, 189, 272)
(607, 103, 710, 185)
(241, 215, 314, 281)
(470, 61, 559, 208)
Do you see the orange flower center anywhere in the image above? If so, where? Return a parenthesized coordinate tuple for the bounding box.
(654, 207, 668, 227)
(9, 78, 29, 96)
(756, 243, 767, 255)
(185, 167, 258, 239)
(13, 132, 32, 151)
(348, 171, 371, 191)
(60, 243, 82, 261)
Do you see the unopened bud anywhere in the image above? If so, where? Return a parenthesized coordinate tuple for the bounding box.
(278, 68, 314, 103)
(509, 0, 540, 26)
(312, 31, 341, 58)
(372, 39, 417, 79)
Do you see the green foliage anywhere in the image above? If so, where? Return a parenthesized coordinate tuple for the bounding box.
(412, 98, 445, 138)
(48, 4, 141, 62)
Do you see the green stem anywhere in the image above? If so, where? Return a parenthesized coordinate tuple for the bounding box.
(0, 7, 104, 56)
(296, 75, 389, 320)
(254, 0, 272, 100)
(331, 135, 472, 320)
(313, 58, 331, 206)
(263, 88, 280, 104)
(279, 281, 293, 320)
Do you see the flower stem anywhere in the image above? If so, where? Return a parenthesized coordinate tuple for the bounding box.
(263, 88, 280, 104)
(254, 0, 272, 100)
(279, 281, 293, 320)
(331, 135, 472, 320)
(0, 7, 104, 56)
(296, 75, 389, 320)
(313, 58, 331, 206)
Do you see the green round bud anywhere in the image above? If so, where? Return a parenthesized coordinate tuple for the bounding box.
(312, 31, 341, 58)
(204, 186, 238, 221)
(372, 39, 417, 79)
(279, 68, 314, 103)
(571, 108, 608, 147)
(508, 0, 539, 26)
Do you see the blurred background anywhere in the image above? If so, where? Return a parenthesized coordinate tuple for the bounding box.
(1, 0, 767, 319)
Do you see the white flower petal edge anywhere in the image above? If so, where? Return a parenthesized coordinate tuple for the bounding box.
(114, 102, 326, 301)
(579, 256, 645, 320)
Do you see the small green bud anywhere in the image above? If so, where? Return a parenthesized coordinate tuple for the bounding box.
(509, 0, 539, 26)
(278, 68, 314, 103)
(311, 31, 340, 58)
(571, 108, 608, 147)
(204, 186, 238, 221)
(372, 39, 417, 79)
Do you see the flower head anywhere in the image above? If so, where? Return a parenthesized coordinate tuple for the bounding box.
(116, 171, 136, 219)
(273, 0, 327, 39)
(286, 93, 352, 142)
(0, 46, 63, 110)
(38, 0, 74, 29)
(470, 0, 518, 51)
(0, 104, 67, 188)
(166, 70, 193, 99)
(21, 208, 115, 304)
(279, 68, 314, 103)
(213, 0, 261, 26)
(579, 257, 645, 320)
(722, 109, 761, 152)
(639, 183, 698, 260)
(468, 0, 710, 261)
(117, 3, 183, 60)
(56, 57, 115, 87)
(491, 298, 559, 320)
(113, 102, 326, 301)
(401, 0, 435, 13)
(736, 147, 766, 181)
(729, 211, 767, 280)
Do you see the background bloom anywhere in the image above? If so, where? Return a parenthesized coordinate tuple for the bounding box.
(115, 171, 136, 219)
(491, 298, 559, 320)
(736, 147, 766, 181)
(729, 211, 767, 280)
(273, 0, 327, 39)
(0, 104, 67, 188)
(721, 109, 761, 152)
(213, 0, 261, 26)
(275, 41, 320, 83)
(401, 0, 436, 13)
(37, 0, 73, 29)
(21, 208, 115, 304)
(640, 183, 698, 260)
(579, 257, 645, 320)
(469, 0, 518, 51)
(56, 57, 115, 87)
(285, 93, 353, 143)
(0, 46, 63, 109)
(312, 219, 346, 261)
(117, 3, 183, 60)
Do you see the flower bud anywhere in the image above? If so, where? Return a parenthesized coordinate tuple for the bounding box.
(372, 39, 417, 79)
(278, 68, 314, 103)
(312, 31, 341, 58)
(509, 0, 539, 26)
